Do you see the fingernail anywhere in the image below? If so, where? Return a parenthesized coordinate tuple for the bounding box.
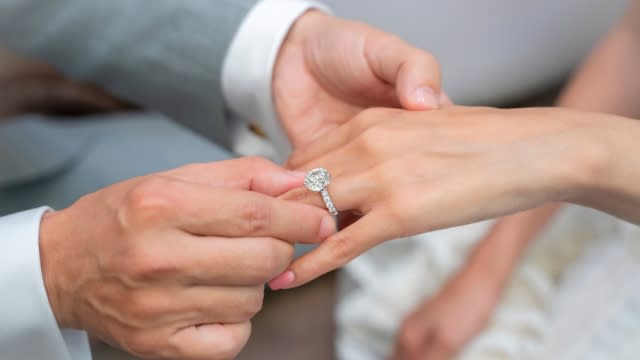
(269, 271, 295, 290)
(413, 87, 439, 109)
(318, 215, 336, 240)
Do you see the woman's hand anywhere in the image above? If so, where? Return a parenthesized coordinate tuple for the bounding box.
(270, 106, 623, 289)
(391, 269, 502, 360)
(392, 203, 562, 359)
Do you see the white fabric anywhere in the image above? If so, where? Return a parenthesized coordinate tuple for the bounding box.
(222, 0, 330, 162)
(540, 222, 640, 360)
(336, 206, 639, 359)
(0, 208, 91, 360)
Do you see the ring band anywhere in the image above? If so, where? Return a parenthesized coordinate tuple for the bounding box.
(320, 189, 338, 216)
(304, 168, 339, 216)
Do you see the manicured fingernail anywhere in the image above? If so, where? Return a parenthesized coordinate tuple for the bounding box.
(413, 87, 439, 109)
(318, 215, 336, 240)
(269, 271, 295, 290)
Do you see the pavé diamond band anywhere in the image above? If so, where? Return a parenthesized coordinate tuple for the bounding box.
(304, 168, 338, 216)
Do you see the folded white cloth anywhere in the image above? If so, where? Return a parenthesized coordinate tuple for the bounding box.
(336, 206, 639, 359)
(540, 221, 640, 360)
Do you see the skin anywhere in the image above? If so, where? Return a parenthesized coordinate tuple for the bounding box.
(273, 10, 445, 150)
(272, 105, 640, 290)
(34, 9, 445, 360)
(390, 2, 640, 358)
(40, 158, 335, 360)
(390, 206, 560, 360)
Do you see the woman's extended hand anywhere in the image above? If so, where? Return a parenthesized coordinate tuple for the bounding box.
(269, 106, 632, 289)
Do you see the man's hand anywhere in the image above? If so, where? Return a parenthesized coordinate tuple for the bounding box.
(39, 158, 334, 360)
(273, 11, 445, 151)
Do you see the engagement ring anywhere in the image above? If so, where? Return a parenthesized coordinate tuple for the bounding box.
(304, 168, 338, 216)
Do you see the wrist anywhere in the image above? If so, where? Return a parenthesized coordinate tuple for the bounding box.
(544, 111, 617, 205)
(282, 10, 328, 49)
(39, 209, 76, 329)
(462, 241, 519, 290)
(569, 114, 640, 220)
(452, 259, 506, 297)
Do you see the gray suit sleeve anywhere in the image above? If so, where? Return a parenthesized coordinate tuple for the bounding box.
(0, 0, 259, 146)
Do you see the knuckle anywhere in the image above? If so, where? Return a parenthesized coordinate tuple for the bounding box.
(249, 242, 292, 282)
(123, 178, 176, 225)
(355, 126, 387, 156)
(238, 198, 271, 234)
(239, 288, 265, 319)
(256, 248, 278, 278)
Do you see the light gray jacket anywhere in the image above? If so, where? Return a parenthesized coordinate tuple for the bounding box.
(0, 0, 258, 187)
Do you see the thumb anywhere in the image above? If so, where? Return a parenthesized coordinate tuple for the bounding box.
(249, 162, 307, 197)
(366, 32, 442, 110)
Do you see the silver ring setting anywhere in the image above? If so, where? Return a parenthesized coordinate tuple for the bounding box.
(304, 168, 338, 216)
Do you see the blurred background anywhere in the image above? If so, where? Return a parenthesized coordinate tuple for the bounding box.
(325, 0, 627, 105)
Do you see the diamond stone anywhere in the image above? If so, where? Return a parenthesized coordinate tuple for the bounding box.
(304, 168, 331, 192)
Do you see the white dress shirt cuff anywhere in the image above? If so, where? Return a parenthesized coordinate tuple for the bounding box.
(222, 0, 330, 160)
(0, 208, 90, 360)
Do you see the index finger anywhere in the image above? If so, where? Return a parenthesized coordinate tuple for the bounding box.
(130, 178, 335, 244)
(174, 185, 336, 245)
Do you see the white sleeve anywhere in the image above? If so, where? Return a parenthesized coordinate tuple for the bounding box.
(222, 0, 330, 160)
(0, 208, 91, 360)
